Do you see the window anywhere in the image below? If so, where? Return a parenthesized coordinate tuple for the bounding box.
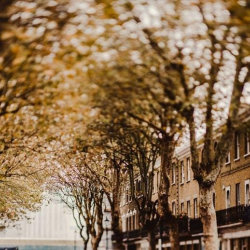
(226, 186, 231, 209)
(236, 183, 240, 206)
(180, 161, 185, 184)
(156, 171, 160, 191)
(172, 165, 176, 184)
(134, 213, 138, 230)
(245, 181, 250, 205)
(186, 157, 191, 182)
(153, 174, 157, 193)
(231, 239, 239, 250)
(213, 193, 216, 209)
(244, 132, 250, 155)
(128, 216, 132, 231)
(122, 188, 126, 205)
(234, 132, 240, 160)
(172, 201, 176, 215)
(194, 198, 198, 218)
(225, 153, 230, 165)
(126, 189, 129, 203)
(187, 201, 191, 217)
(180, 202, 184, 214)
(136, 180, 142, 196)
(122, 216, 126, 232)
(240, 238, 248, 250)
(132, 214, 136, 230)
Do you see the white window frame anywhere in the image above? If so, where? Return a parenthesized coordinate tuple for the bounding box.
(172, 165, 176, 185)
(126, 189, 129, 204)
(245, 180, 250, 205)
(186, 157, 191, 182)
(194, 198, 198, 218)
(225, 152, 230, 165)
(244, 132, 250, 156)
(121, 215, 126, 232)
(226, 186, 231, 209)
(234, 132, 240, 161)
(180, 202, 184, 214)
(180, 161, 185, 184)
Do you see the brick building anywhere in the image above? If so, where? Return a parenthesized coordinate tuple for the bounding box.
(117, 127, 250, 250)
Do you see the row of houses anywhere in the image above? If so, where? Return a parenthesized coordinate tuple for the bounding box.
(116, 128, 250, 250)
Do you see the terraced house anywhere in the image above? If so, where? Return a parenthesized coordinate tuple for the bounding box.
(116, 126, 250, 250)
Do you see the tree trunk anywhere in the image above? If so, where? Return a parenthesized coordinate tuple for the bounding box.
(110, 167, 125, 250)
(158, 136, 180, 249)
(91, 239, 99, 250)
(200, 185, 219, 250)
(148, 230, 156, 250)
(112, 212, 125, 250)
(83, 240, 88, 250)
(169, 218, 179, 250)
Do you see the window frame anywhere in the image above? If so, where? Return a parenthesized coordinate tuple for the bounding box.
(213, 192, 216, 209)
(226, 186, 231, 209)
(180, 202, 184, 214)
(244, 132, 250, 156)
(180, 161, 185, 184)
(234, 132, 240, 161)
(245, 180, 250, 205)
(156, 171, 160, 191)
(194, 198, 198, 218)
(236, 183, 240, 206)
(172, 201, 176, 215)
(187, 200, 191, 217)
(172, 165, 176, 185)
(225, 152, 230, 165)
(186, 157, 191, 182)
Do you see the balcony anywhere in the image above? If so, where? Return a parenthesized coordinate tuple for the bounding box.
(112, 205, 250, 241)
(217, 205, 250, 226)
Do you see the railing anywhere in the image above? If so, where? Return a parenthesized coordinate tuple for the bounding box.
(243, 205, 250, 223)
(216, 205, 245, 226)
(111, 229, 147, 241)
(189, 218, 203, 233)
(112, 205, 250, 241)
(216, 205, 250, 226)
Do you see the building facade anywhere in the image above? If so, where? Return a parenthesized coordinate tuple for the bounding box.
(117, 130, 250, 250)
(0, 199, 112, 250)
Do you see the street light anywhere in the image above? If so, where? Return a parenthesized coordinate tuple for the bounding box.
(104, 216, 109, 250)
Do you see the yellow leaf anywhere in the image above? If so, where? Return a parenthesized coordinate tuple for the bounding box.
(1, 31, 14, 40)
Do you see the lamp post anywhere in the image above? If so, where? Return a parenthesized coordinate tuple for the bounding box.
(104, 216, 109, 250)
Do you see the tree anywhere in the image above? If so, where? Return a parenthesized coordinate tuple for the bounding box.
(51, 152, 104, 250)
(0, 0, 91, 227)
(90, 117, 162, 249)
(0, 0, 78, 117)
(0, 111, 51, 228)
(87, 53, 183, 249)
(120, 126, 160, 250)
(84, 0, 250, 249)
(78, 135, 127, 250)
